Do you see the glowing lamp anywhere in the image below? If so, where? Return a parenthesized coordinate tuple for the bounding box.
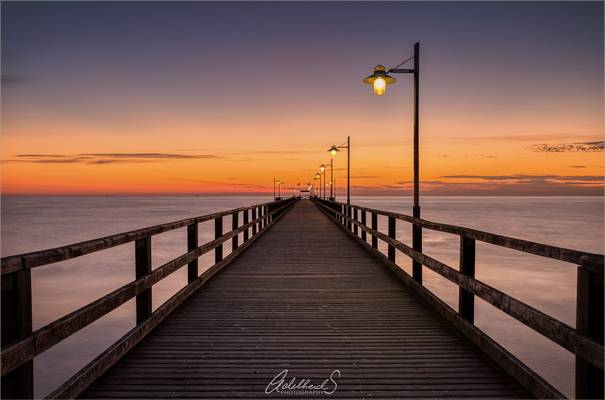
(362, 65, 396, 96)
(328, 145, 339, 157)
(320, 164, 325, 172)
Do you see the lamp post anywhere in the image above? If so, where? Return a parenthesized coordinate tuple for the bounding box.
(329, 158, 334, 200)
(273, 178, 276, 201)
(362, 41, 422, 284)
(319, 164, 326, 199)
(276, 180, 282, 200)
(327, 136, 350, 204)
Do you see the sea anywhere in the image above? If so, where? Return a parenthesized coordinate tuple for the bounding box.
(1, 195, 602, 398)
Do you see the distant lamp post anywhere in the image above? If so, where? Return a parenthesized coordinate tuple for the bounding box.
(276, 180, 282, 200)
(327, 157, 334, 200)
(313, 175, 320, 198)
(327, 136, 350, 205)
(319, 164, 326, 199)
(363, 41, 422, 283)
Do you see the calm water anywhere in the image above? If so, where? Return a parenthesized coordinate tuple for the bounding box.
(1, 196, 602, 397)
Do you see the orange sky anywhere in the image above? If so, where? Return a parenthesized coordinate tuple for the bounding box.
(1, 2, 603, 195)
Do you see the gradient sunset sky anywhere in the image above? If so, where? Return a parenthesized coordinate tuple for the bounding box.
(1, 1, 603, 195)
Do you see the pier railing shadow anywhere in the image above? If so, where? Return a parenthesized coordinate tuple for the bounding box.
(1, 197, 298, 399)
(313, 197, 603, 400)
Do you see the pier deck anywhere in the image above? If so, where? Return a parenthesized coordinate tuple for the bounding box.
(81, 201, 529, 398)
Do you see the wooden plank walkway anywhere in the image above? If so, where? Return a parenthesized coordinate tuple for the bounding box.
(81, 200, 530, 398)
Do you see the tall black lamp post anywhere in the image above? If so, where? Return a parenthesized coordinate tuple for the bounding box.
(363, 42, 422, 284)
(327, 137, 350, 205)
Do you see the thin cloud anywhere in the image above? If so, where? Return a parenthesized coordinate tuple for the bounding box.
(79, 153, 219, 159)
(1, 74, 28, 83)
(351, 174, 603, 196)
(5, 153, 219, 165)
(569, 165, 587, 168)
(532, 141, 604, 153)
(441, 174, 603, 182)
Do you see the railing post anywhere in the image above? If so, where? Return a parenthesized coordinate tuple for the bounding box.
(388, 216, 396, 262)
(252, 208, 257, 235)
(135, 237, 152, 324)
(215, 216, 223, 263)
(347, 205, 352, 230)
(371, 212, 378, 249)
(353, 207, 359, 236)
(361, 210, 367, 242)
(232, 211, 239, 251)
(260, 206, 264, 229)
(187, 223, 198, 283)
(1, 270, 33, 399)
(458, 236, 476, 323)
(575, 266, 604, 399)
(413, 222, 423, 284)
(243, 209, 249, 242)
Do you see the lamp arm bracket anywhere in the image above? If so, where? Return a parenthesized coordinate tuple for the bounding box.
(389, 68, 415, 74)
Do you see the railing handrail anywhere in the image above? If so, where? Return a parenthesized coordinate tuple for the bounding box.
(319, 198, 604, 274)
(1, 198, 295, 275)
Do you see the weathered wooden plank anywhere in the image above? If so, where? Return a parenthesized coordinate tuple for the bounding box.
(46, 199, 298, 399)
(318, 200, 604, 370)
(1, 200, 298, 379)
(82, 201, 530, 399)
(314, 200, 562, 399)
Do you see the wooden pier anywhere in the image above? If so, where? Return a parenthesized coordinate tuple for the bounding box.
(1, 198, 603, 399)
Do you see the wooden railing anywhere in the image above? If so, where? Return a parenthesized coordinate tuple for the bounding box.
(1, 197, 298, 399)
(313, 198, 604, 400)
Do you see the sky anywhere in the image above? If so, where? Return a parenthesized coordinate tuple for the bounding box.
(1, 1, 603, 195)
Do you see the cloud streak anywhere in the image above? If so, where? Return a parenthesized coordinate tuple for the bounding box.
(5, 153, 220, 165)
(346, 174, 604, 196)
(532, 141, 604, 153)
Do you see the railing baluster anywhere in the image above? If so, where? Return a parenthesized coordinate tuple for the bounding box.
(232, 212, 239, 251)
(361, 210, 367, 242)
(135, 237, 152, 323)
(252, 208, 257, 235)
(347, 205, 352, 230)
(371, 212, 378, 249)
(215, 216, 223, 263)
(413, 222, 423, 284)
(187, 223, 198, 283)
(243, 209, 249, 242)
(1, 270, 33, 399)
(388, 216, 396, 262)
(576, 266, 604, 399)
(353, 208, 359, 236)
(458, 236, 476, 323)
